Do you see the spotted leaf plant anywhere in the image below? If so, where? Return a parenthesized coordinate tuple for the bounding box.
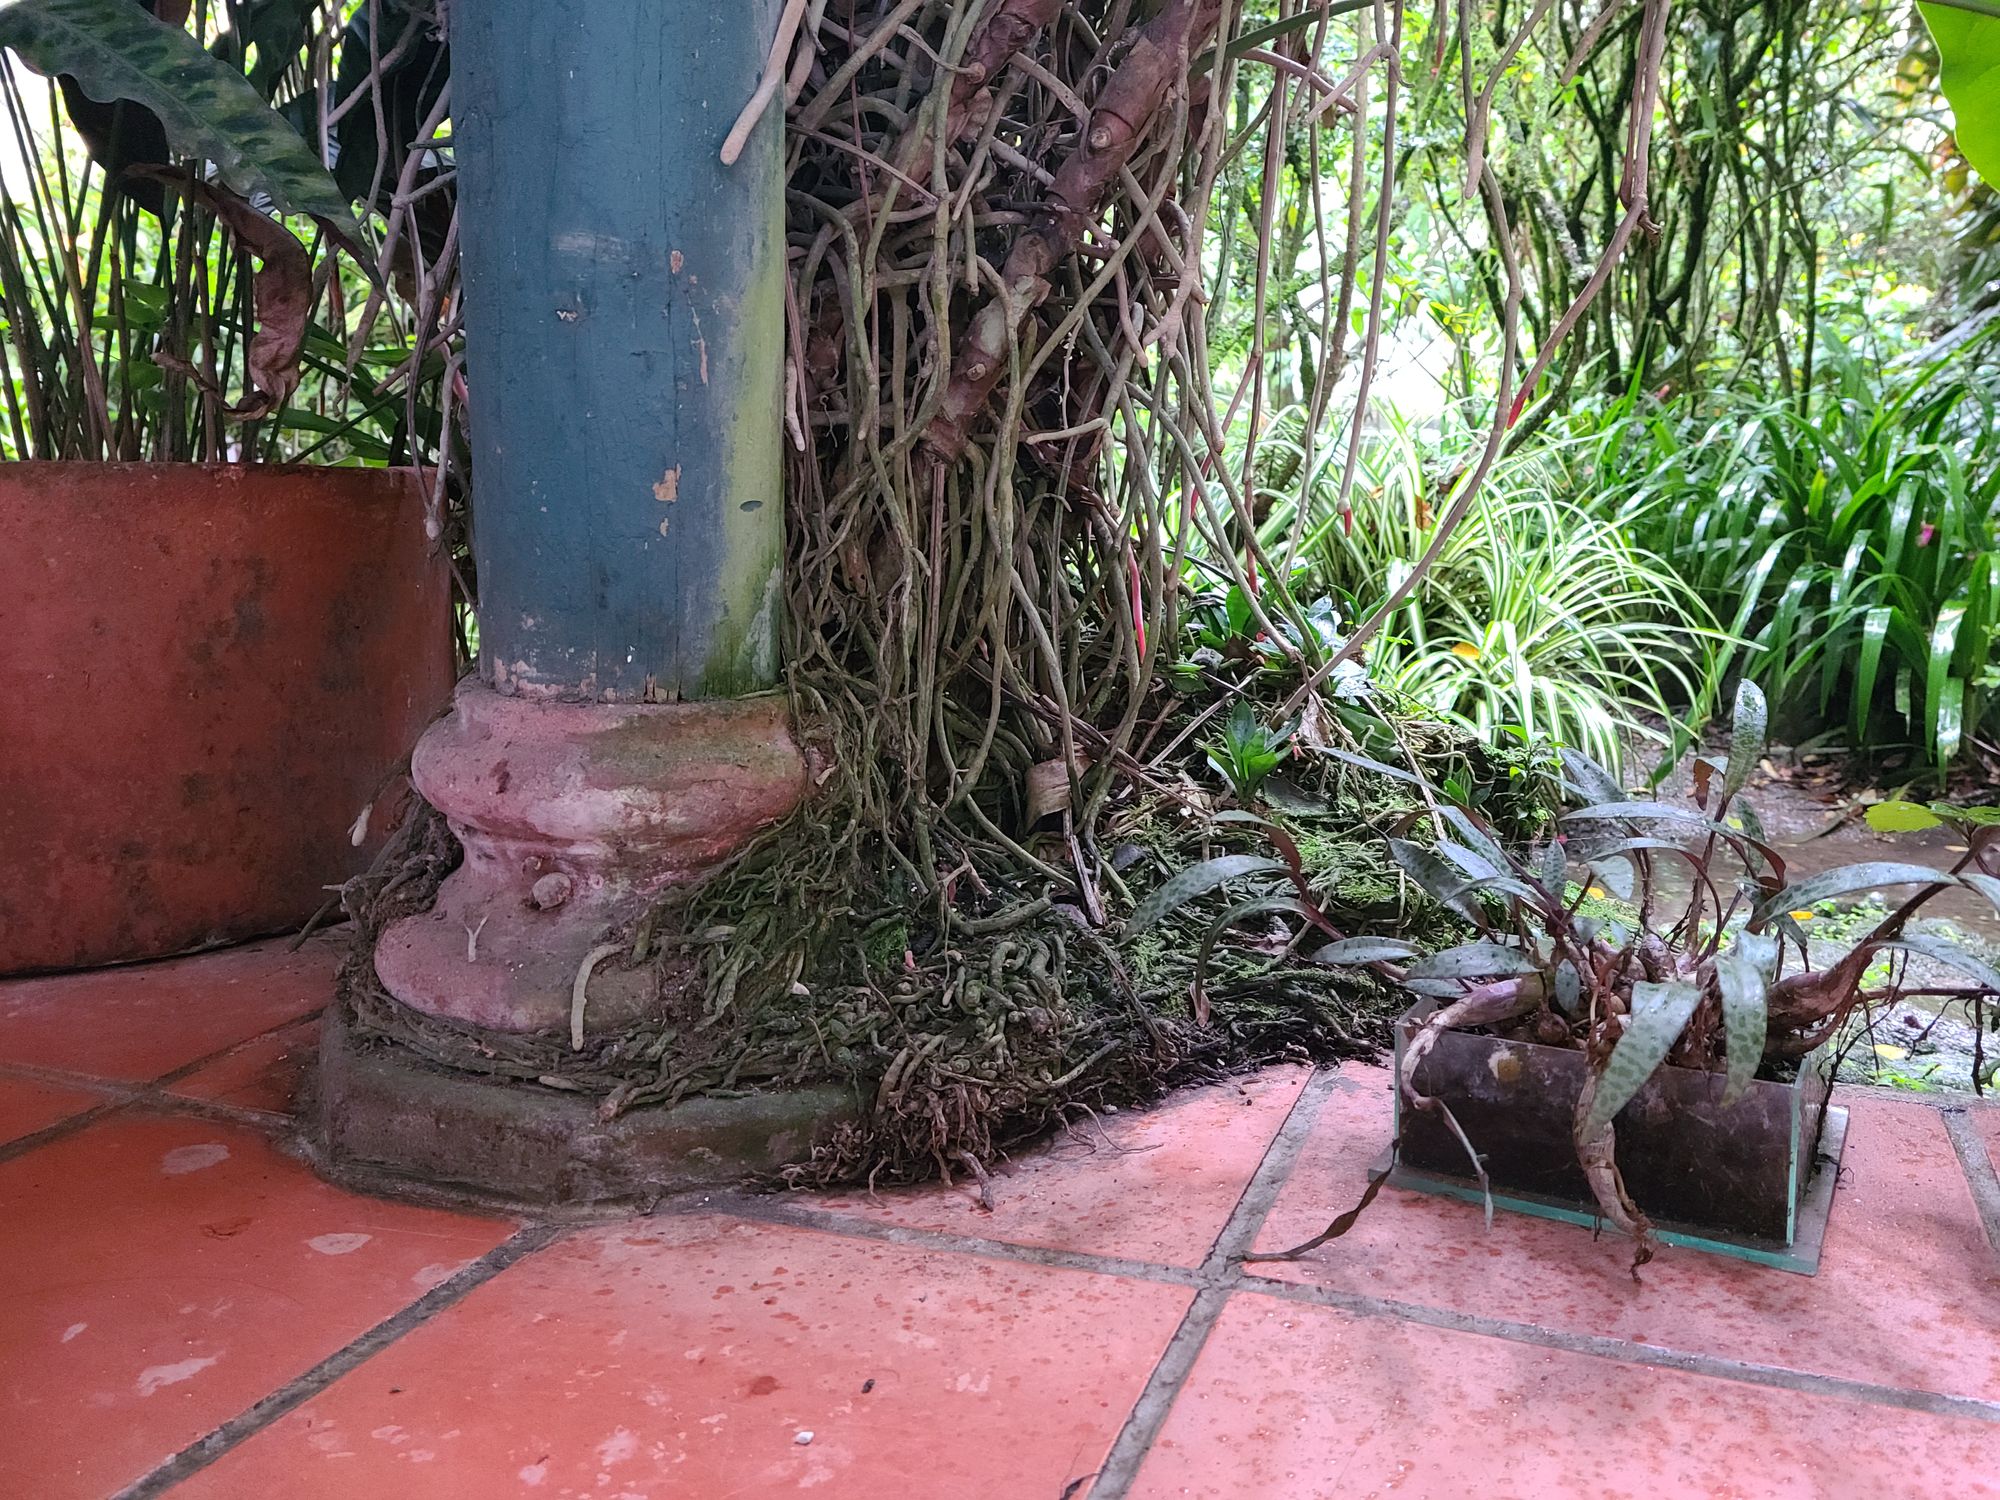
(1249, 683, 1999, 1269)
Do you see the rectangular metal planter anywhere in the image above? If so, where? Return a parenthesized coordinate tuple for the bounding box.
(1387, 999, 1847, 1273)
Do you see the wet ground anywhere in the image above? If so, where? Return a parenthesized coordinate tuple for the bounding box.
(1, 939, 1996, 1497)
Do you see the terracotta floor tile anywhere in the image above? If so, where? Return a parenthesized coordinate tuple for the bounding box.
(0, 1112, 513, 1499)
(182, 1213, 1191, 1500)
(0, 933, 341, 1081)
(809, 1064, 1310, 1266)
(1127, 1291, 2000, 1500)
(0, 1074, 106, 1145)
(166, 1017, 322, 1115)
(1246, 1067, 2000, 1404)
(1972, 1103, 2000, 1183)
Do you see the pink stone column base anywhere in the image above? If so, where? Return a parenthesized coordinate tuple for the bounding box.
(374, 680, 808, 1035)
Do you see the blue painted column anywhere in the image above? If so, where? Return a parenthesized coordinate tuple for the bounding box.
(453, 0, 785, 701)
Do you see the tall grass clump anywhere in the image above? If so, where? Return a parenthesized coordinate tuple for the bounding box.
(1608, 348, 2000, 766)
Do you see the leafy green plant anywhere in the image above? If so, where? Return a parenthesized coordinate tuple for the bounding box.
(1204, 700, 1292, 801)
(1610, 350, 2000, 764)
(1216, 683, 2000, 1267)
(0, 0, 448, 463)
(1259, 409, 1720, 774)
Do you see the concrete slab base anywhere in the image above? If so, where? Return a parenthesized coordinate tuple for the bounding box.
(309, 1004, 861, 1217)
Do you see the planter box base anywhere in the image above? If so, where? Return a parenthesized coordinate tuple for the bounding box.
(307, 1004, 863, 1218)
(1373, 1104, 1849, 1275)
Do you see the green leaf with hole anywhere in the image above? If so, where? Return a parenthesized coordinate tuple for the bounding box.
(1922, 4, 2000, 183)
(1864, 801, 1944, 833)
(0, 0, 362, 246)
(1715, 932, 1778, 1106)
(1125, 855, 1286, 938)
(1750, 862, 1952, 927)
(1583, 980, 1702, 1138)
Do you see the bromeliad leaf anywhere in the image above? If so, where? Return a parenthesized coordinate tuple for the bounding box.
(1403, 941, 1539, 983)
(1714, 932, 1778, 1106)
(1318, 744, 1423, 786)
(1722, 679, 1767, 800)
(1125, 856, 1287, 938)
(1558, 746, 1627, 806)
(1749, 862, 1952, 928)
(1583, 980, 1702, 1138)
(1865, 935, 2000, 995)
(1436, 838, 1502, 881)
(0, 0, 363, 247)
(1562, 799, 1712, 827)
(1310, 937, 1420, 966)
(1386, 839, 1481, 923)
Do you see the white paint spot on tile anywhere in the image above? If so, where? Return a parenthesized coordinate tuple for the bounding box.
(161, 1143, 230, 1175)
(60, 1322, 87, 1343)
(597, 1429, 639, 1465)
(410, 1261, 466, 1288)
(136, 1355, 218, 1396)
(308, 1233, 373, 1256)
(372, 1425, 407, 1444)
(518, 1462, 548, 1487)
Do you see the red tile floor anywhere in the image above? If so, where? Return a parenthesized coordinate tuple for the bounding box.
(3, 936, 1998, 1499)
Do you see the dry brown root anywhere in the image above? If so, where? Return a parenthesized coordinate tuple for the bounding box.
(1573, 1069, 1655, 1277)
(924, 0, 1224, 459)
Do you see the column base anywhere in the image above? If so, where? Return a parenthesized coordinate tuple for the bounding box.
(311, 1004, 862, 1214)
(373, 679, 809, 1036)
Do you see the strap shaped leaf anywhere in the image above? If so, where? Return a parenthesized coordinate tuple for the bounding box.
(1866, 934, 2000, 995)
(1722, 679, 1767, 801)
(0, 0, 363, 247)
(1714, 932, 1778, 1106)
(1386, 838, 1481, 923)
(1583, 980, 1702, 1139)
(1558, 746, 1627, 806)
(1125, 855, 1286, 938)
(1749, 862, 1953, 928)
(1310, 937, 1420, 966)
(1403, 941, 1539, 982)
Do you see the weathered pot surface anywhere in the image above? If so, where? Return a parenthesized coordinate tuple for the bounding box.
(1393, 999, 1830, 1246)
(0, 462, 455, 973)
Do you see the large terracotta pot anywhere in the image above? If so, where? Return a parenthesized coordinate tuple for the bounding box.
(0, 463, 456, 973)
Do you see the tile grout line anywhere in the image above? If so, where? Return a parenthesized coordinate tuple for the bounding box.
(700, 1078, 2000, 1435)
(118, 1223, 567, 1499)
(1942, 1107, 2000, 1255)
(1238, 1276, 2000, 1426)
(0, 1009, 325, 1166)
(1077, 1067, 1347, 1500)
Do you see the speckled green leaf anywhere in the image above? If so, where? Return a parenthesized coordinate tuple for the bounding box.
(1558, 747, 1626, 806)
(1750, 862, 1952, 928)
(1722, 679, 1767, 800)
(1868, 934, 2000, 995)
(1583, 980, 1701, 1138)
(1715, 932, 1778, 1106)
(1125, 855, 1286, 938)
(0, 0, 361, 245)
(1404, 941, 1538, 982)
(1310, 937, 1420, 966)
(1386, 839, 1481, 923)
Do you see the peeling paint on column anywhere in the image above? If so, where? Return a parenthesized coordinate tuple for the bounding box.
(454, 0, 786, 702)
